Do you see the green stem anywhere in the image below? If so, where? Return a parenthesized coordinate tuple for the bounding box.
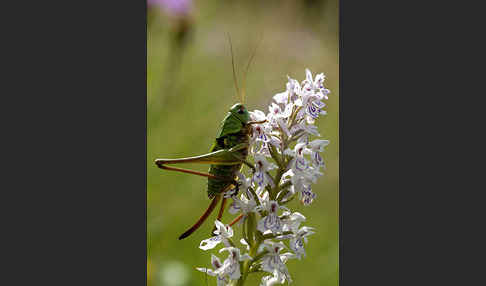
(236, 237, 261, 286)
(234, 119, 296, 285)
(269, 144, 284, 169)
(247, 213, 256, 246)
(250, 249, 269, 264)
(270, 168, 285, 200)
(226, 237, 237, 248)
(278, 181, 292, 192)
(280, 194, 295, 205)
(242, 218, 248, 245)
(248, 187, 261, 206)
(288, 106, 301, 129)
(275, 182, 292, 203)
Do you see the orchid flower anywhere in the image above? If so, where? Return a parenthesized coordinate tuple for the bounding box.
(199, 220, 234, 251)
(196, 69, 331, 285)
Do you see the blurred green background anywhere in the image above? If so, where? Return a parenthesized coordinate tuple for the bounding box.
(147, 0, 338, 285)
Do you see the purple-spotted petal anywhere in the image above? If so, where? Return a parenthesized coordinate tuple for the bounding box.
(306, 103, 320, 119)
(290, 236, 306, 258)
(258, 213, 283, 233)
(253, 171, 265, 186)
(312, 100, 326, 109)
(301, 187, 317, 206)
(295, 157, 309, 172)
(228, 201, 241, 214)
(312, 151, 324, 167)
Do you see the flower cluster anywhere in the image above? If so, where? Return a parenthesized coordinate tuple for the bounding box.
(147, 0, 193, 18)
(197, 69, 330, 285)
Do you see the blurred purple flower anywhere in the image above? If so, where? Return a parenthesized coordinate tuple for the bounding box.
(147, 0, 192, 17)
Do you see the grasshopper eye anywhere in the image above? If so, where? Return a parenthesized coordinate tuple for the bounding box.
(238, 107, 245, 114)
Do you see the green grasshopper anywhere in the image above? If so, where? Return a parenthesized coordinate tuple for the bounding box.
(155, 38, 264, 240)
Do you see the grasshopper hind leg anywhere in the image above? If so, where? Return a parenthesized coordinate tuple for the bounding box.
(178, 183, 237, 240)
(178, 195, 221, 240)
(209, 183, 241, 234)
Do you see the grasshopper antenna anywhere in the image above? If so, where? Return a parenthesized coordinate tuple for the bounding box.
(241, 35, 263, 105)
(227, 33, 241, 103)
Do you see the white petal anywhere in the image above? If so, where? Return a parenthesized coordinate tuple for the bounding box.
(240, 238, 250, 250)
(196, 267, 217, 276)
(260, 271, 285, 286)
(282, 103, 293, 117)
(302, 124, 320, 136)
(308, 139, 329, 151)
(260, 256, 277, 273)
(306, 115, 316, 124)
(268, 103, 281, 115)
(273, 91, 288, 104)
(305, 68, 313, 83)
(280, 252, 297, 263)
(314, 73, 325, 85)
(290, 212, 306, 222)
(199, 236, 222, 250)
(257, 216, 267, 233)
(219, 246, 237, 254)
(250, 110, 267, 121)
(214, 220, 225, 233)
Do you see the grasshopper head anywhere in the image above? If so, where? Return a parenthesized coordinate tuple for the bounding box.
(230, 103, 251, 124)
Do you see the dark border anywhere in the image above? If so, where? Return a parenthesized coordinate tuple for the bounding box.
(8, 1, 148, 284)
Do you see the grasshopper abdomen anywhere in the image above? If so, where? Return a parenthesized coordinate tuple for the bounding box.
(207, 123, 250, 198)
